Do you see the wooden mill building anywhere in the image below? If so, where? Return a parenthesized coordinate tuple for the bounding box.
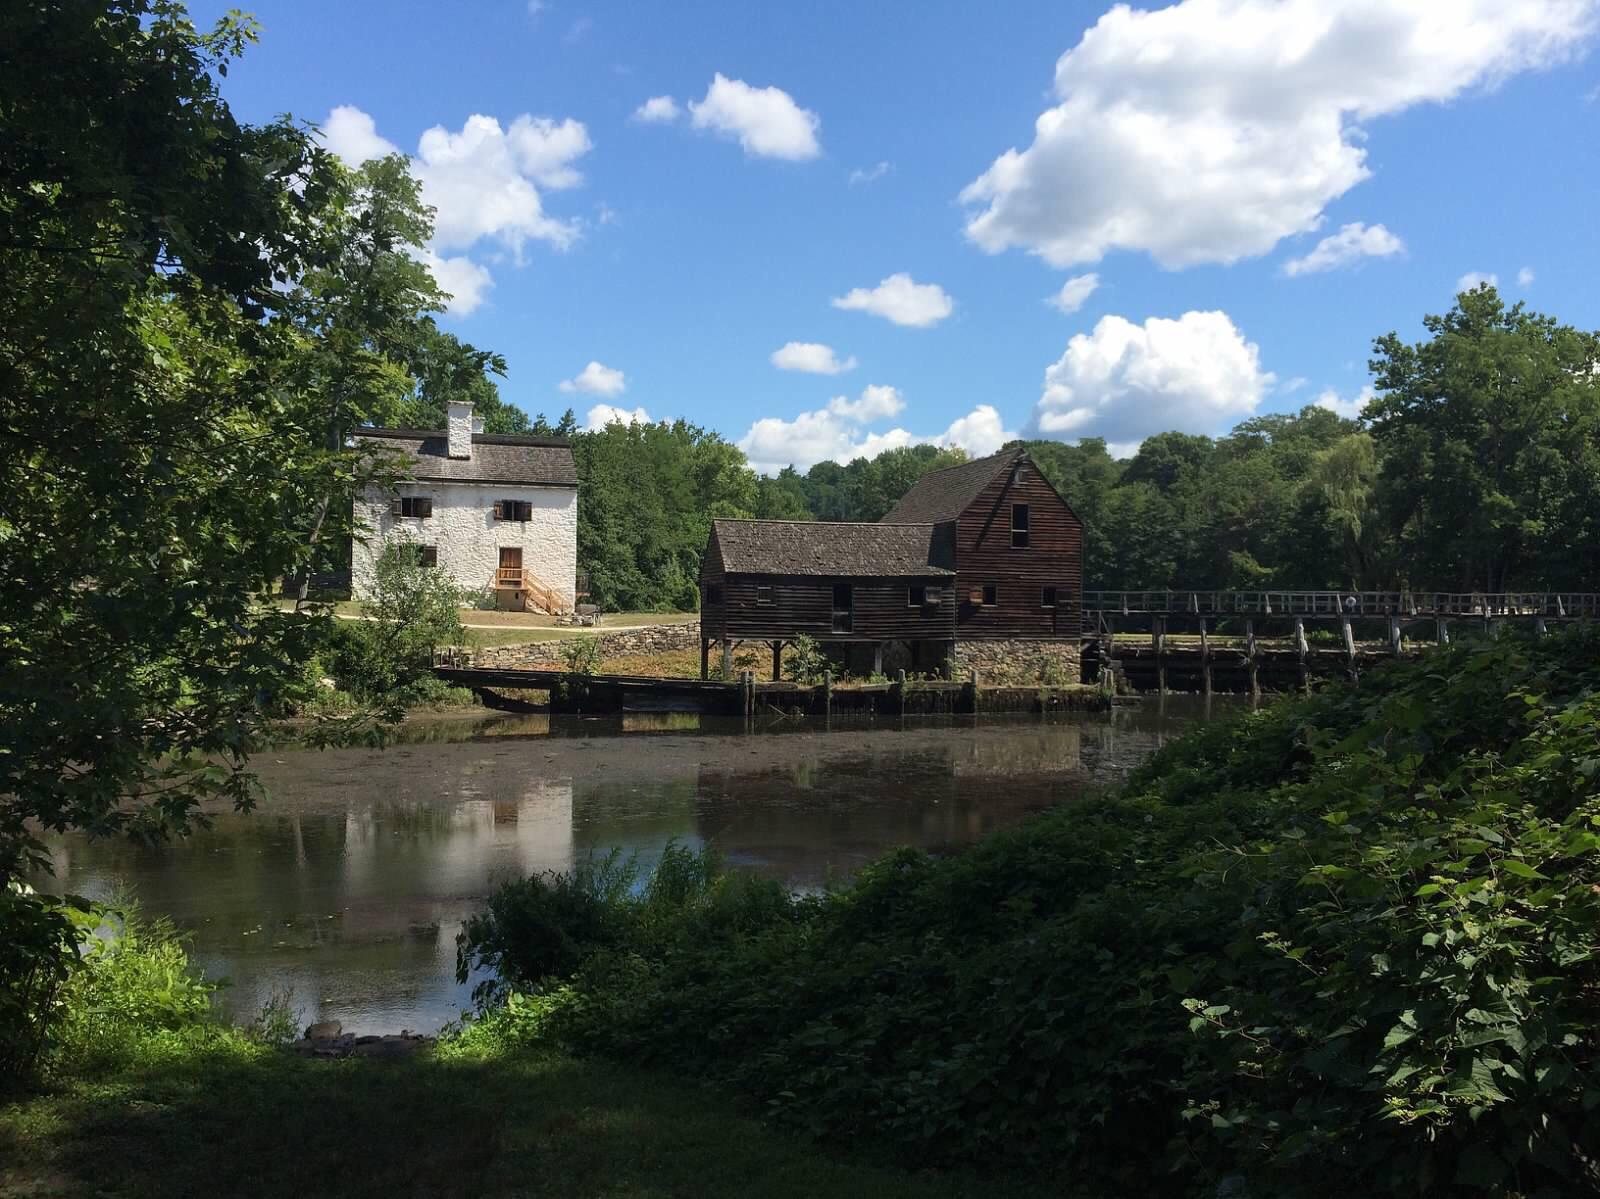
(699, 447, 1084, 682)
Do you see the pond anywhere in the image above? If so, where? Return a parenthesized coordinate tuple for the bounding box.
(41, 701, 1224, 1035)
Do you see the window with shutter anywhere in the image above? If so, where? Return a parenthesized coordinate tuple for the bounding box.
(493, 501, 506, 520)
(420, 545, 438, 568)
(390, 498, 403, 517)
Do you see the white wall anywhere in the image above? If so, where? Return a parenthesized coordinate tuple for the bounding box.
(352, 481, 578, 608)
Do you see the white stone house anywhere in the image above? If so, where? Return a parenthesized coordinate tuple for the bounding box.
(352, 401, 579, 613)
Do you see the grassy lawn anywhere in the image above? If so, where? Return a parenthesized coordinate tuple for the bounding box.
(0, 1042, 1028, 1199)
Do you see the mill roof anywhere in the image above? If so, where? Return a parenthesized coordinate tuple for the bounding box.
(710, 519, 954, 577)
(354, 428, 578, 488)
(878, 447, 1026, 524)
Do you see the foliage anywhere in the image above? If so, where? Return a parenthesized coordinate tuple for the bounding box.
(782, 634, 829, 684)
(51, 899, 218, 1075)
(0, 885, 94, 1087)
(463, 632, 1600, 1195)
(559, 636, 603, 676)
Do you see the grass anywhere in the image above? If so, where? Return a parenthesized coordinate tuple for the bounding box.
(0, 1036, 1029, 1199)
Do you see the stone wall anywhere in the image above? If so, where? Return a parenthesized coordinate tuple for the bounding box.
(950, 638, 1082, 686)
(475, 621, 701, 669)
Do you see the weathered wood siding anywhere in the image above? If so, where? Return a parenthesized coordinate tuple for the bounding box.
(706, 573, 955, 642)
(953, 463, 1083, 640)
(699, 531, 728, 641)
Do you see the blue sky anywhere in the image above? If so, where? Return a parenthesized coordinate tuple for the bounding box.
(198, 0, 1600, 469)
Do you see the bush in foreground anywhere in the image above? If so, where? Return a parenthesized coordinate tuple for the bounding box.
(460, 631, 1600, 1196)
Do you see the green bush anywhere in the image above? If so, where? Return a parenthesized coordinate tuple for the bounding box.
(560, 637, 603, 676)
(782, 634, 828, 684)
(462, 630, 1600, 1195)
(0, 885, 93, 1087)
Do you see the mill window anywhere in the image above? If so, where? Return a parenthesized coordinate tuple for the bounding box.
(982, 584, 998, 607)
(494, 500, 534, 522)
(1041, 586, 1057, 609)
(756, 586, 774, 605)
(907, 585, 926, 607)
(1011, 504, 1030, 549)
(392, 496, 433, 518)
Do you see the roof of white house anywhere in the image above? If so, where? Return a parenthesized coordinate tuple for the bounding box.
(355, 428, 578, 488)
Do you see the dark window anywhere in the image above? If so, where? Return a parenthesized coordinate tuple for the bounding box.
(982, 584, 998, 606)
(391, 497, 433, 518)
(832, 583, 853, 634)
(1041, 586, 1057, 609)
(756, 586, 774, 605)
(1011, 503, 1030, 549)
(420, 545, 438, 568)
(705, 584, 724, 605)
(907, 585, 926, 607)
(495, 500, 534, 522)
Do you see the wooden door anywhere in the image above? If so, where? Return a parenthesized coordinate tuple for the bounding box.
(497, 546, 522, 586)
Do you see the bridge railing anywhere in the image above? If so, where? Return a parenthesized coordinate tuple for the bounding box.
(1082, 590, 1600, 619)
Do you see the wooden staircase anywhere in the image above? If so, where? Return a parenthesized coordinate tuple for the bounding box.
(490, 567, 570, 616)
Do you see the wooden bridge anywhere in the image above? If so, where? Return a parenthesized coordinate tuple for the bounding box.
(1079, 590, 1600, 695)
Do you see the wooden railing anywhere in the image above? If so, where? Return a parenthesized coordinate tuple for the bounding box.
(489, 567, 571, 616)
(1083, 590, 1600, 620)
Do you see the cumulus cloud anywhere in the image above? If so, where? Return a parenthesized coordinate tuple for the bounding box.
(1047, 273, 1100, 313)
(585, 404, 652, 430)
(319, 106, 591, 316)
(1031, 310, 1274, 446)
(322, 105, 399, 163)
(1458, 270, 1500, 292)
(1283, 222, 1405, 275)
(1314, 385, 1376, 420)
(831, 273, 954, 328)
(827, 384, 905, 423)
(961, 1, 1597, 269)
(738, 386, 1012, 473)
(634, 95, 680, 123)
(1518, 266, 1537, 287)
(419, 249, 494, 316)
(770, 341, 857, 375)
(688, 73, 821, 160)
(559, 361, 627, 396)
(848, 161, 892, 185)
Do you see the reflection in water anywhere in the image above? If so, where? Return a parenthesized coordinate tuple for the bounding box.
(41, 703, 1214, 1035)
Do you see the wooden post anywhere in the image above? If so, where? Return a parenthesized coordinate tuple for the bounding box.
(1340, 615, 1356, 677)
(873, 642, 884, 676)
(1388, 615, 1402, 657)
(700, 638, 709, 680)
(1153, 615, 1166, 696)
(771, 640, 782, 682)
(1245, 619, 1259, 702)
(1536, 616, 1548, 637)
(742, 670, 754, 721)
(721, 639, 732, 681)
(970, 667, 980, 715)
(894, 668, 907, 716)
(1294, 617, 1309, 694)
(823, 669, 833, 720)
(1199, 617, 1211, 696)
(1436, 617, 1450, 645)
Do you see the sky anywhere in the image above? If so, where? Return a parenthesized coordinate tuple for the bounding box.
(196, 0, 1600, 471)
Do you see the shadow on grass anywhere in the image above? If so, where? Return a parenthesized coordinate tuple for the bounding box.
(0, 1041, 1041, 1199)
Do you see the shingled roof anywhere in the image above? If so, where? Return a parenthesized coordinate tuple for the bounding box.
(711, 519, 954, 577)
(879, 447, 1025, 524)
(355, 428, 578, 488)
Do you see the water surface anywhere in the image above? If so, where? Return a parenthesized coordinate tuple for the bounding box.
(43, 702, 1220, 1034)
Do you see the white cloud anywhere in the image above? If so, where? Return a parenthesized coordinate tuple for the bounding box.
(848, 161, 892, 185)
(1518, 265, 1537, 287)
(1283, 376, 1310, 394)
(634, 95, 681, 123)
(687, 73, 821, 160)
(961, 1, 1597, 269)
(737, 386, 1012, 473)
(770, 341, 857, 375)
(831, 273, 954, 328)
(1457, 270, 1500, 292)
(585, 404, 652, 431)
(415, 114, 588, 254)
(1314, 384, 1375, 420)
(559, 361, 627, 396)
(322, 105, 399, 163)
(1031, 310, 1274, 445)
(1283, 222, 1405, 275)
(827, 384, 905, 422)
(420, 249, 494, 317)
(1047, 273, 1100, 313)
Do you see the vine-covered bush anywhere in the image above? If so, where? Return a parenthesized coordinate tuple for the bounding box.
(461, 630, 1600, 1196)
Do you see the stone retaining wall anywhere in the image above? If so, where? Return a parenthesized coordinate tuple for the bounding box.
(951, 638, 1082, 687)
(476, 621, 700, 669)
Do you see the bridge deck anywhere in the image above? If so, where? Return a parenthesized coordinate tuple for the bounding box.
(1082, 590, 1600, 620)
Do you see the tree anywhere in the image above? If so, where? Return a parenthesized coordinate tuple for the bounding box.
(1368, 286, 1600, 591)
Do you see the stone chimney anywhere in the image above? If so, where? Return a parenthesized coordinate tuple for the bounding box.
(447, 401, 474, 460)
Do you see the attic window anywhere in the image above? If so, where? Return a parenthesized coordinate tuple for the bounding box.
(1041, 586, 1057, 609)
(392, 496, 433, 518)
(756, 586, 774, 605)
(494, 500, 534, 522)
(907, 585, 926, 607)
(982, 584, 998, 606)
(1011, 504, 1030, 549)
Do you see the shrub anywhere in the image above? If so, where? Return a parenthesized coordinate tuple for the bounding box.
(560, 637, 603, 676)
(0, 885, 92, 1088)
(462, 630, 1600, 1195)
(782, 634, 828, 684)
